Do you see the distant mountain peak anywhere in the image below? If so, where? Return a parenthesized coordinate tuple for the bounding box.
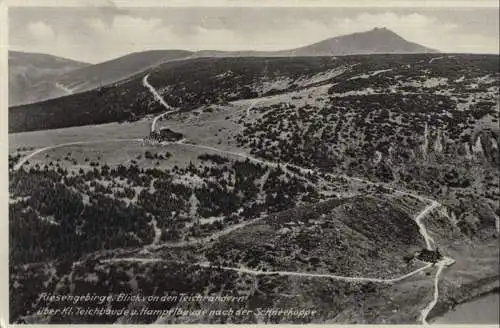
(285, 27, 438, 56)
(352, 27, 404, 39)
(362, 27, 409, 41)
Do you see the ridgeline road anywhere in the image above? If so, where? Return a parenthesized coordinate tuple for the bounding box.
(12, 72, 455, 325)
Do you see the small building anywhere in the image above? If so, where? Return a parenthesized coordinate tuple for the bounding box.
(158, 128, 183, 141)
(415, 248, 442, 263)
(143, 128, 183, 145)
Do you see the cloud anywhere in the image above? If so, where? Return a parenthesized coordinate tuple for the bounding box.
(84, 15, 166, 48)
(27, 21, 56, 41)
(82, 14, 243, 58)
(10, 9, 499, 63)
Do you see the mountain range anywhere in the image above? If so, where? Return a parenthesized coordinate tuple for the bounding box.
(8, 27, 437, 106)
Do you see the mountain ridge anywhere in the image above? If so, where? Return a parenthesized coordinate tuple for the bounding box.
(8, 50, 193, 107)
(8, 51, 91, 106)
(9, 27, 438, 106)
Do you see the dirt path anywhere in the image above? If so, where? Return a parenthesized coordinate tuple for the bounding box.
(142, 74, 178, 132)
(420, 256, 456, 324)
(246, 99, 262, 118)
(146, 213, 270, 250)
(415, 200, 439, 250)
(101, 257, 433, 284)
(149, 218, 162, 245)
(55, 82, 74, 95)
(14, 138, 142, 170)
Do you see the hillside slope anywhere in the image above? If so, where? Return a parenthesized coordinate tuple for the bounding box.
(9, 56, 344, 132)
(8, 51, 90, 106)
(51, 50, 193, 96)
(9, 50, 193, 106)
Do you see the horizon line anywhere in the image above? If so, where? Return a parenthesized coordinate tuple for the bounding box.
(8, 48, 500, 66)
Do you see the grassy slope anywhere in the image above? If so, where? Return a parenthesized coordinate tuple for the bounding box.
(204, 196, 426, 277)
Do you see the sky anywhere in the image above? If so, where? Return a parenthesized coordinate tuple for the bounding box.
(9, 4, 500, 64)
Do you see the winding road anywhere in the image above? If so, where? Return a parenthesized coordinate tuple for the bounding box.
(101, 257, 434, 284)
(142, 74, 178, 132)
(13, 138, 143, 170)
(420, 256, 456, 325)
(13, 72, 454, 325)
(415, 200, 439, 250)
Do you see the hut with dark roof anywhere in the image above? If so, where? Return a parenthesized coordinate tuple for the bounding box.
(415, 248, 442, 263)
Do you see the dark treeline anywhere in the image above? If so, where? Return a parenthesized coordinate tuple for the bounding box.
(9, 153, 318, 265)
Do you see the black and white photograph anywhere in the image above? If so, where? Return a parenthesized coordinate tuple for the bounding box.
(4, 0, 500, 325)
